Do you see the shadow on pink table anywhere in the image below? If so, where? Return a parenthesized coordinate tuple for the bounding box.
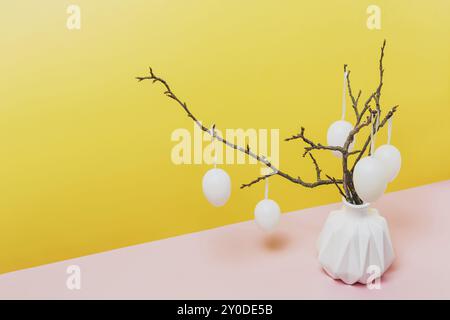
(0, 180, 449, 299)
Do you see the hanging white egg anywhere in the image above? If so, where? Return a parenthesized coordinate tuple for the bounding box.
(326, 120, 355, 158)
(254, 199, 281, 231)
(202, 168, 231, 207)
(353, 156, 388, 203)
(374, 144, 402, 182)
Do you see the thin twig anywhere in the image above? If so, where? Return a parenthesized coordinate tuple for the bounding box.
(355, 40, 386, 126)
(309, 153, 321, 180)
(241, 173, 274, 189)
(346, 70, 360, 120)
(285, 127, 348, 155)
(326, 174, 346, 198)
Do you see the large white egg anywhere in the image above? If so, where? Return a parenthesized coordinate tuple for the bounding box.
(326, 120, 355, 158)
(353, 156, 388, 203)
(202, 168, 231, 207)
(374, 144, 402, 182)
(254, 199, 281, 231)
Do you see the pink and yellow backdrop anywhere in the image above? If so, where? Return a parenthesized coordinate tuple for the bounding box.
(0, 0, 449, 274)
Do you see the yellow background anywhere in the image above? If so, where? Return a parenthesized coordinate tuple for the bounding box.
(1, 0, 449, 274)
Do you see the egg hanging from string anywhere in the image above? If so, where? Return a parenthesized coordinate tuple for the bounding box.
(254, 199, 281, 231)
(201, 124, 231, 207)
(254, 174, 280, 231)
(327, 120, 355, 157)
(202, 168, 231, 207)
(353, 112, 388, 203)
(373, 118, 401, 182)
(326, 68, 355, 158)
(373, 145, 401, 182)
(353, 156, 388, 203)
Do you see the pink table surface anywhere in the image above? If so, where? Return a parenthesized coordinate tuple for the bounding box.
(0, 180, 449, 300)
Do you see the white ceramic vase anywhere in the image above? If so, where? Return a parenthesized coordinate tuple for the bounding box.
(317, 199, 395, 285)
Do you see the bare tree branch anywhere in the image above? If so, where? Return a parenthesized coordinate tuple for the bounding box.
(338, 40, 391, 204)
(355, 40, 386, 126)
(309, 153, 321, 180)
(340, 111, 376, 204)
(137, 40, 396, 205)
(345, 69, 361, 120)
(137, 68, 340, 190)
(241, 151, 343, 190)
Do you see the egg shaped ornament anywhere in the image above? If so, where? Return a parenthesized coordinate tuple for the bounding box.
(353, 156, 388, 203)
(202, 168, 231, 207)
(326, 120, 355, 158)
(374, 144, 402, 182)
(254, 199, 281, 231)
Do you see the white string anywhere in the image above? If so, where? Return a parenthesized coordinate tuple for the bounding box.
(264, 178, 269, 199)
(341, 71, 348, 120)
(387, 117, 393, 145)
(264, 169, 278, 200)
(210, 124, 217, 168)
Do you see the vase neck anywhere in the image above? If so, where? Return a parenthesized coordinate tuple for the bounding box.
(341, 198, 371, 214)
